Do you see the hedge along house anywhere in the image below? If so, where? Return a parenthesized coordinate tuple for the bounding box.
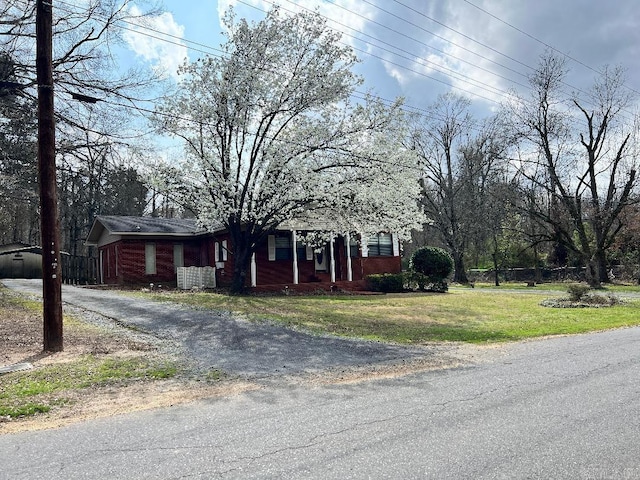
(86, 215, 402, 290)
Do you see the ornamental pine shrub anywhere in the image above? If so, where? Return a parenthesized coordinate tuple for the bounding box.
(566, 283, 591, 302)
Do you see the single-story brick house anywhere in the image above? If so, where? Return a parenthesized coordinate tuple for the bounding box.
(85, 215, 402, 290)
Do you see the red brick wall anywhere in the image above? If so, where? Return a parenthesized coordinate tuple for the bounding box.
(99, 238, 209, 285)
(98, 233, 401, 287)
(359, 256, 402, 277)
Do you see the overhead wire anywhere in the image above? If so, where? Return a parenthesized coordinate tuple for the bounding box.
(341, 0, 638, 126)
(461, 0, 640, 96)
(51, 0, 497, 130)
(47, 0, 636, 134)
(53, 0, 537, 112)
(278, 0, 530, 92)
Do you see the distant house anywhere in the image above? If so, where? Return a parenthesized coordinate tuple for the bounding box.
(0, 243, 43, 279)
(85, 215, 402, 290)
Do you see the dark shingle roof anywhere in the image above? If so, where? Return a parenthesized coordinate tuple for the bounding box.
(86, 216, 209, 245)
(96, 215, 198, 234)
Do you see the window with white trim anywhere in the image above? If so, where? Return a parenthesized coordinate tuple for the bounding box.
(366, 233, 393, 256)
(145, 243, 156, 274)
(173, 244, 184, 272)
(268, 234, 306, 261)
(214, 241, 228, 262)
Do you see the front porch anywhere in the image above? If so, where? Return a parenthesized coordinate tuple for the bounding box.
(250, 279, 369, 294)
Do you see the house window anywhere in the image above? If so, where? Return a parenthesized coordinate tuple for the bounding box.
(173, 244, 184, 272)
(345, 242, 358, 258)
(268, 234, 306, 261)
(215, 240, 228, 262)
(275, 235, 292, 260)
(367, 233, 393, 256)
(145, 243, 156, 274)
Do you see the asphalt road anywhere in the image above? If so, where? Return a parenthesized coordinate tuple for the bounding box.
(2, 313, 640, 478)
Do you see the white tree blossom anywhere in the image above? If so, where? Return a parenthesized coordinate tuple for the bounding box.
(154, 7, 424, 292)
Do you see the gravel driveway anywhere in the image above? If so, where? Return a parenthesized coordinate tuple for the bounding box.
(2, 279, 468, 380)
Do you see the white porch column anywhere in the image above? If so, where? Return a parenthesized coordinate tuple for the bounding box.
(346, 233, 353, 282)
(329, 233, 336, 283)
(360, 233, 369, 257)
(292, 230, 299, 285)
(250, 252, 257, 287)
(99, 250, 104, 284)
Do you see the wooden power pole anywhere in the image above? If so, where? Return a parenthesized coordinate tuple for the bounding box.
(36, 0, 63, 352)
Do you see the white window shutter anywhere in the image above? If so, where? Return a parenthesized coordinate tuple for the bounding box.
(268, 235, 276, 261)
(222, 240, 228, 261)
(145, 243, 156, 274)
(306, 246, 313, 261)
(214, 242, 220, 262)
(392, 234, 400, 256)
(361, 235, 369, 258)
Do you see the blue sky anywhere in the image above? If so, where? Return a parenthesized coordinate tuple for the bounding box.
(122, 0, 640, 120)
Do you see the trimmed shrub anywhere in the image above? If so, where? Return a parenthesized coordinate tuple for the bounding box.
(409, 247, 453, 290)
(567, 283, 591, 302)
(365, 273, 405, 293)
(404, 272, 449, 293)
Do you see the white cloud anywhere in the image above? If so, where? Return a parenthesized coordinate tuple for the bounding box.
(122, 6, 188, 80)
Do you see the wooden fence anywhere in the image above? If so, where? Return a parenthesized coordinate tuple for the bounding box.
(62, 255, 98, 285)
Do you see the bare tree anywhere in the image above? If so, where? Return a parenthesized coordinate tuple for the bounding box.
(508, 52, 638, 287)
(408, 93, 509, 284)
(0, 53, 39, 245)
(1, 0, 167, 251)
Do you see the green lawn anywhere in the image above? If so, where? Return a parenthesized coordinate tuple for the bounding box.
(140, 287, 640, 344)
(0, 355, 178, 419)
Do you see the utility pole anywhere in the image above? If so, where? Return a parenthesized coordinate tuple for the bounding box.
(36, 0, 63, 352)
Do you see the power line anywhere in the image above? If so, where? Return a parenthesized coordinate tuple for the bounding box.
(382, 0, 534, 73)
(461, 0, 640, 97)
(52, 0, 541, 116)
(51, 0, 498, 126)
(279, 0, 529, 92)
(341, 0, 636, 123)
(49, 0, 635, 132)
(245, 0, 512, 106)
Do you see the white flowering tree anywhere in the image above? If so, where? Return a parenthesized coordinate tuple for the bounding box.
(154, 7, 424, 293)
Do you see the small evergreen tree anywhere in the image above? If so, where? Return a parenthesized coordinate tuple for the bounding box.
(409, 246, 454, 292)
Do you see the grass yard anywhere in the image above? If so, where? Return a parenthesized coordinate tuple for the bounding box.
(141, 286, 640, 344)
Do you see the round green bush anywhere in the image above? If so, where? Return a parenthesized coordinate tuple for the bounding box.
(409, 246, 453, 282)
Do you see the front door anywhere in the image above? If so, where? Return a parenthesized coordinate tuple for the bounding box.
(314, 246, 328, 272)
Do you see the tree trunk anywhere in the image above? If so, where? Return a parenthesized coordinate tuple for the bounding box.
(596, 250, 609, 284)
(492, 252, 500, 287)
(228, 224, 253, 295)
(533, 244, 542, 283)
(452, 252, 469, 284)
(229, 255, 249, 294)
(584, 258, 601, 289)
